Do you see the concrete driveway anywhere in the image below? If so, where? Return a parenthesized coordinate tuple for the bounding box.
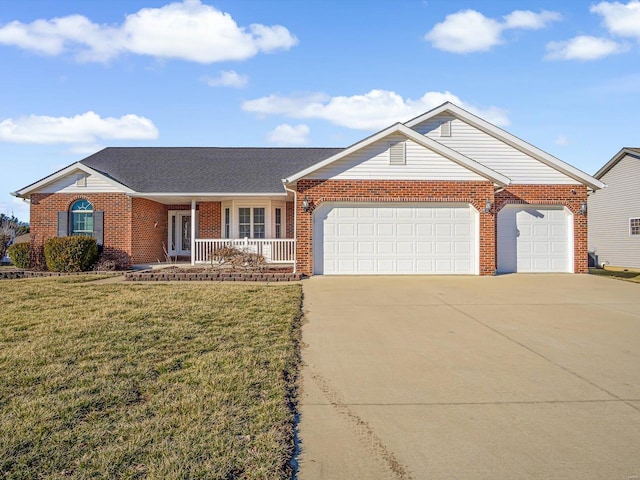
(297, 275, 640, 480)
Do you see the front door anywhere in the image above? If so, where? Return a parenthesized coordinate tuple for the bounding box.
(168, 212, 193, 256)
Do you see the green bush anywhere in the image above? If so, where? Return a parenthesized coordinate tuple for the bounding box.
(0, 233, 11, 260)
(7, 242, 30, 268)
(44, 236, 99, 272)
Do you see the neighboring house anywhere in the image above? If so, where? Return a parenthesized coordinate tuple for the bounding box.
(588, 147, 640, 268)
(13, 233, 30, 244)
(11, 102, 603, 276)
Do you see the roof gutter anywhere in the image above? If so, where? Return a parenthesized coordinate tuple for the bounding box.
(127, 192, 289, 197)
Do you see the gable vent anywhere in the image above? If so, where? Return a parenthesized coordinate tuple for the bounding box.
(441, 120, 452, 137)
(389, 141, 406, 165)
(76, 173, 87, 187)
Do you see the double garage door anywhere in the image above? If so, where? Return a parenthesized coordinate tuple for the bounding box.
(313, 203, 573, 275)
(314, 203, 477, 275)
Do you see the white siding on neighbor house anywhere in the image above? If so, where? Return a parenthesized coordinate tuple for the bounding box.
(588, 154, 640, 268)
(38, 171, 124, 193)
(412, 114, 580, 185)
(305, 134, 485, 181)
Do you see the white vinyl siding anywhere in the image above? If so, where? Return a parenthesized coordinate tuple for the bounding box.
(39, 171, 124, 193)
(412, 114, 580, 185)
(314, 203, 478, 275)
(305, 134, 485, 181)
(588, 154, 640, 268)
(498, 205, 573, 273)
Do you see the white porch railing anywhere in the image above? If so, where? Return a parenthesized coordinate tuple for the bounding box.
(194, 238, 296, 264)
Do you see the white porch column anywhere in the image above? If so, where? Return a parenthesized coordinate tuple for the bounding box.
(191, 198, 196, 265)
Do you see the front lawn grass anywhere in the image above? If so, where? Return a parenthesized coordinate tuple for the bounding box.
(589, 267, 640, 283)
(0, 278, 303, 479)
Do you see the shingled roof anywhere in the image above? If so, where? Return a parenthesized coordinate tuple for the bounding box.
(79, 147, 344, 193)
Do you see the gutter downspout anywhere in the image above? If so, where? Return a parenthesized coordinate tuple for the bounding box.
(283, 181, 297, 274)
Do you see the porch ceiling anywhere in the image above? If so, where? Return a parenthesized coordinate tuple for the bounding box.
(129, 193, 291, 204)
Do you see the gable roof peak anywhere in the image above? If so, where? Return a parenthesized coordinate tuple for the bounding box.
(594, 147, 640, 180)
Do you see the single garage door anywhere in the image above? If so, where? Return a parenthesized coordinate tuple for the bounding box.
(313, 203, 478, 275)
(497, 205, 573, 273)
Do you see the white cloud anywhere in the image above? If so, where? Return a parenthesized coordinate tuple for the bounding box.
(425, 10, 502, 53)
(591, 1, 640, 40)
(0, 0, 297, 63)
(554, 134, 569, 146)
(0, 198, 30, 221)
(243, 89, 510, 130)
(546, 35, 627, 60)
(503, 10, 562, 29)
(0, 111, 158, 144)
(425, 9, 561, 53)
(267, 124, 310, 145)
(203, 70, 248, 88)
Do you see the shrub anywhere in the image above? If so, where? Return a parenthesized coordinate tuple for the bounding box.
(93, 252, 126, 272)
(44, 236, 99, 272)
(0, 233, 11, 260)
(7, 242, 30, 268)
(212, 246, 266, 270)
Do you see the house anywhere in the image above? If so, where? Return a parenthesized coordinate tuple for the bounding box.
(588, 147, 640, 269)
(11, 102, 603, 276)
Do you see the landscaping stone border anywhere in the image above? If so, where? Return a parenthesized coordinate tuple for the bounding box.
(0, 270, 122, 280)
(124, 270, 303, 282)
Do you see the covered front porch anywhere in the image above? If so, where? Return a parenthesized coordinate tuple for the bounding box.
(132, 194, 297, 270)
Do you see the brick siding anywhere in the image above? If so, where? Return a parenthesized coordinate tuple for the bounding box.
(131, 198, 167, 264)
(496, 185, 588, 274)
(285, 201, 294, 238)
(295, 180, 495, 276)
(30, 192, 133, 267)
(30, 183, 588, 275)
(30, 196, 226, 267)
(295, 180, 589, 276)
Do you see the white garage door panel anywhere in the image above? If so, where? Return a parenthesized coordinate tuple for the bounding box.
(497, 206, 573, 273)
(314, 204, 477, 275)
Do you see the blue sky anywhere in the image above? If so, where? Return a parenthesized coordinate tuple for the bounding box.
(1, 0, 639, 221)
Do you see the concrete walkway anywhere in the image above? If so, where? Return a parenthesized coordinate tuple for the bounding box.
(297, 274, 640, 480)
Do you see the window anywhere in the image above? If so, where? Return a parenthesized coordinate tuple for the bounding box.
(275, 208, 282, 239)
(224, 208, 230, 238)
(70, 199, 94, 236)
(239, 208, 251, 238)
(238, 207, 265, 238)
(631, 218, 640, 236)
(253, 208, 265, 239)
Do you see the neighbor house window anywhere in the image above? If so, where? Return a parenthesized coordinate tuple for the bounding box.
(275, 208, 282, 239)
(630, 218, 640, 236)
(70, 199, 94, 236)
(238, 207, 265, 239)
